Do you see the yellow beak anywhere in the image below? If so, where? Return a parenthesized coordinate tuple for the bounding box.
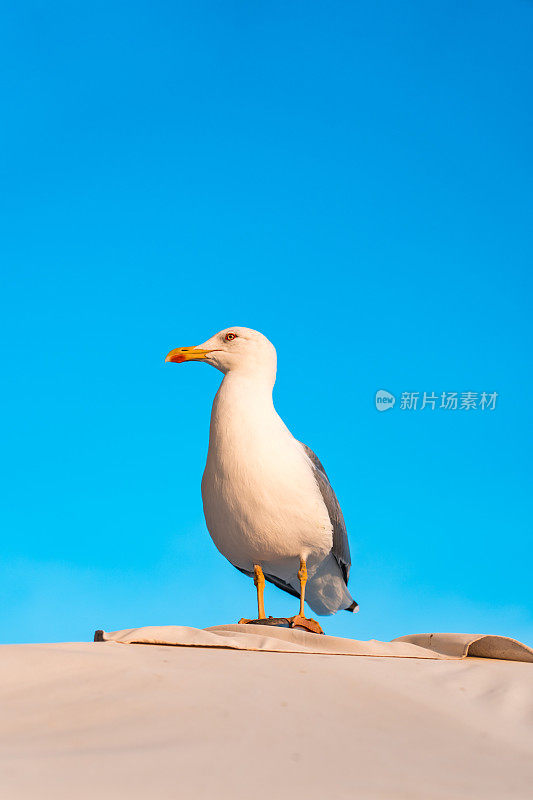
(165, 346, 212, 364)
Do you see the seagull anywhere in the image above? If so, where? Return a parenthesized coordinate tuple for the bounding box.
(165, 327, 358, 634)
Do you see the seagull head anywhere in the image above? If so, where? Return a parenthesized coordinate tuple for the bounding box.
(165, 327, 277, 379)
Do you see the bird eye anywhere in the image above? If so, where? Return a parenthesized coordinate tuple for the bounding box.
(225, 332, 237, 341)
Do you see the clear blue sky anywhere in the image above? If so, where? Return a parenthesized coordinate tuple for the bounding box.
(1, 2, 531, 645)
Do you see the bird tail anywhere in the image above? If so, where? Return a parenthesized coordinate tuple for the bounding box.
(304, 554, 359, 616)
(345, 599, 359, 613)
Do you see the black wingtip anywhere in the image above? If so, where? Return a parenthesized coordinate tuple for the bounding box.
(346, 600, 359, 613)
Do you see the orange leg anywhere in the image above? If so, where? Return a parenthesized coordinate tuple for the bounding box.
(254, 564, 266, 620)
(238, 564, 266, 624)
(298, 558, 307, 616)
(288, 558, 323, 634)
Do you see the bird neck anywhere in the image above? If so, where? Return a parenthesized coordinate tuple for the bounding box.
(208, 371, 280, 450)
(216, 370, 276, 411)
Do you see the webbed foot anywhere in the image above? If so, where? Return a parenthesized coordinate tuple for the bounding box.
(287, 615, 324, 634)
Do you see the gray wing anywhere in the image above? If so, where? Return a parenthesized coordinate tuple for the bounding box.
(300, 442, 351, 584)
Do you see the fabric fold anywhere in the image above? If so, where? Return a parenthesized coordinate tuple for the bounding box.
(94, 624, 533, 662)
